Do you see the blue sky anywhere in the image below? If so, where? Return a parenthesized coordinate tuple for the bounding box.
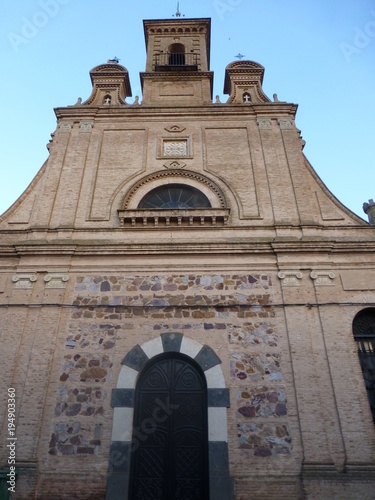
(1, 0, 374, 219)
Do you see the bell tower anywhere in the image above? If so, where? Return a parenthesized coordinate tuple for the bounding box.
(140, 18, 213, 105)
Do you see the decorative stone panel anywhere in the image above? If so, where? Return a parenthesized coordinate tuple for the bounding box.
(44, 272, 69, 289)
(231, 353, 283, 382)
(278, 270, 303, 286)
(277, 117, 294, 129)
(79, 121, 94, 133)
(163, 140, 187, 157)
(238, 422, 292, 456)
(57, 121, 73, 133)
(49, 422, 103, 456)
(310, 270, 336, 286)
(11, 273, 37, 289)
(237, 387, 287, 418)
(257, 118, 272, 130)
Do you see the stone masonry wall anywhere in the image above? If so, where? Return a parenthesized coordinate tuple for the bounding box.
(39, 272, 295, 498)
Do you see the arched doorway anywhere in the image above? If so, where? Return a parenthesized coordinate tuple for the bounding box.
(129, 352, 209, 499)
(105, 333, 233, 500)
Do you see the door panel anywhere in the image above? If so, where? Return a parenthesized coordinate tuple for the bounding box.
(129, 353, 209, 499)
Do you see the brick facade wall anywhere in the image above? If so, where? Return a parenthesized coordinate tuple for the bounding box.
(0, 268, 374, 498)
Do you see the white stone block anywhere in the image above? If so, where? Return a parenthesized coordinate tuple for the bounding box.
(141, 336, 164, 358)
(208, 407, 228, 442)
(111, 407, 134, 442)
(116, 365, 138, 389)
(180, 337, 202, 358)
(205, 364, 226, 388)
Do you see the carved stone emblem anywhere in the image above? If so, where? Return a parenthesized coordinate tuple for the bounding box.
(278, 271, 303, 286)
(163, 141, 187, 157)
(164, 125, 186, 133)
(44, 273, 70, 289)
(310, 271, 336, 286)
(12, 273, 37, 289)
(163, 160, 187, 169)
(257, 118, 272, 130)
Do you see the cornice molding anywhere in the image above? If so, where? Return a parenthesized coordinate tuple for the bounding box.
(140, 71, 214, 80)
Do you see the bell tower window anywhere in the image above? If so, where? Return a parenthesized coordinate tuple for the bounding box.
(154, 44, 198, 72)
(169, 43, 186, 66)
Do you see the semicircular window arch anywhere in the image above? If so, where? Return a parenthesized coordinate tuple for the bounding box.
(138, 183, 211, 209)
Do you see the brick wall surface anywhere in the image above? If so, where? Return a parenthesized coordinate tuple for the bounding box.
(1, 20, 375, 497)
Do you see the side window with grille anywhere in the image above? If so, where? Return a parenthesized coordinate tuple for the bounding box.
(353, 309, 375, 423)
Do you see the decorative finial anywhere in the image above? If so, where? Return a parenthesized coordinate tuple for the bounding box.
(363, 199, 375, 225)
(235, 53, 245, 60)
(173, 2, 184, 17)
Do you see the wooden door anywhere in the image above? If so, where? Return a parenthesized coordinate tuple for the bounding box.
(129, 353, 209, 499)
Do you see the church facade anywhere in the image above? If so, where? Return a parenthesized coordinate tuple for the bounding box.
(0, 16, 375, 500)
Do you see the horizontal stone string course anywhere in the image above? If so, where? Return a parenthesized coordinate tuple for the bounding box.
(72, 294, 273, 308)
(75, 273, 272, 292)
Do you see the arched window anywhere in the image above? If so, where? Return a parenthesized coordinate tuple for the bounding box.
(243, 92, 251, 104)
(138, 184, 211, 209)
(103, 94, 111, 105)
(353, 308, 375, 423)
(128, 352, 209, 499)
(168, 43, 186, 66)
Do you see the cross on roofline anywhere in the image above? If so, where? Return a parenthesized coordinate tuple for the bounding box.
(235, 53, 245, 60)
